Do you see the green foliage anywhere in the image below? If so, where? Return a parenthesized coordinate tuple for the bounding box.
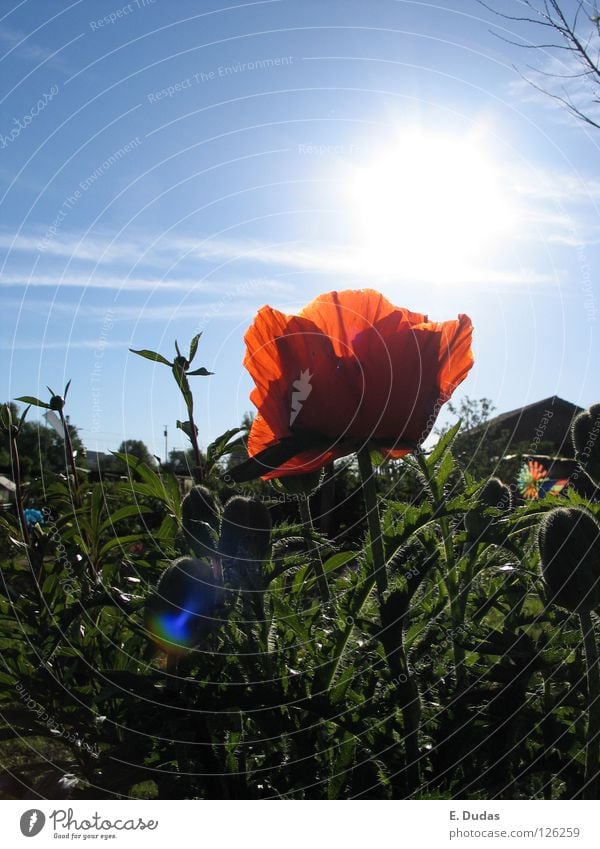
(1, 388, 598, 801)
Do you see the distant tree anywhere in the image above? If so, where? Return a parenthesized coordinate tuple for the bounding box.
(440, 396, 503, 480)
(485, 0, 600, 130)
(164, 448, 197, 476)
(117, 439, 155, 467)
(443, 396, 497, 434)
(0, 402, 86, 482)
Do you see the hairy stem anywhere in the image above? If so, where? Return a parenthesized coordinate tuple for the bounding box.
(579, 609, 600, 799)
(414, 450, 466, 689)
(299, 496, 330, 603)
(357, 446, 420, 792)
(356, 446, 388, 599)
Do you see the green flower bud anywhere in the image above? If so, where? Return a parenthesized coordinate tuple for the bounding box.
(465, 477, 512, 539)
(538, 507, 600, 613)
(49, 395, 64, 412)
(479, 478, 513, 511)
(219, 496, 272, 560)
(181, 485, 221, 557)
(145, 556, 223, 653)
(572, 404, 600, 486)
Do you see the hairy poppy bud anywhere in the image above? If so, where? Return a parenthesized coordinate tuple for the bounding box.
(538, 507, 600, 613)
(572, 404, 600, 486)
(145, 556, 223, 653)
(479, 477, 513, 511)
(181, 485, 221, 557)
(465, 477, 512, 539)
(49, 395, 64, 412)
(219, 496, 272, 561)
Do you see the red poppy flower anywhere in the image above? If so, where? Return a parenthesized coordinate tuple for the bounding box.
(229, 289, 473, 481)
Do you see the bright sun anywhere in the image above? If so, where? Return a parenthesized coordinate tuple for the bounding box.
(348, 132, 515, 282)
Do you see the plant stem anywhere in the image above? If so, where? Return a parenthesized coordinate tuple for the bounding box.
(9, 434, 29, 547)
(59, 409, 79, 492)
(394, 640, 422, 795)
(357, 446, 420, 793)
(579, 609, 600, 799)
(188, 414, 203, 484)
(319, 462, 335, 536)
(299, 496, 330, 602)
(414, 450, 466, 689)
(356, 446, 388, 600)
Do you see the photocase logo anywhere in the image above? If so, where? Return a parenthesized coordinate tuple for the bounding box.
(20, 810, 45, 837)
(290, 369, 313, 426)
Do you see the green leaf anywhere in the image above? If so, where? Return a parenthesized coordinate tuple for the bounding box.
(172, 364, 194, 416)
(206, 427, 244, 463)
(188, 333, 202, 364)
(98, 533, 146, 559)
(98, 504, 151, 535)
(18, 405, 31, 430)
(0, 405, 11, 431)
(427, 420, 462, 468)
(328, 731, 356, 799)
(176, 419, 198, 439)
(330, 664, 356, 705)
(304, 551, 357, 591)
(271, 596, 311, 644)
(14, 395, 51, 409)
(115, 453, 181, 516)
(156, 514, 178, 542)
(129, 348, 172, 366)
(63, 379, 72, 400)
(324, 551, 357, 574)
(436, 450, 455, 490)
(186, 366, 213, 377)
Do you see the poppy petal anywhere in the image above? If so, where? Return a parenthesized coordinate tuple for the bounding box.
(435, 313, 474, 402)
(300, 289, 427, 358)
(230, 289, 474, 481)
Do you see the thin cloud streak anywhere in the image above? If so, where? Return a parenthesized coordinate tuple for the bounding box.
(3, 297, 271, 322)
(1, 233, 557, 288)
(0, 338, 127, 351)
(0, 268, 290, 293)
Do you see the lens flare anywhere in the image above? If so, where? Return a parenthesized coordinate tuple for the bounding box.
(145, 557, 221, 653)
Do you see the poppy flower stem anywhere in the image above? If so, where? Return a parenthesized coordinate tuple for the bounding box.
(357, 446, 422, 793)
(299, 496, 330, 603)
(579, 609, 600, 799)
(414, 450, 466, 689)
(356, 446, 388, 601)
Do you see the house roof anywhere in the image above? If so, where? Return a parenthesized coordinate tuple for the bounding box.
(477, 396, 583, 458)
(85, 450, 109, 470)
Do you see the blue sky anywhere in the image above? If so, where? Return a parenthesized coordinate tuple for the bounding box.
(1, 0, 599, 460)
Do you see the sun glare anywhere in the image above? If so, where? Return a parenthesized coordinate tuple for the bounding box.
(348, 132, 515, 281)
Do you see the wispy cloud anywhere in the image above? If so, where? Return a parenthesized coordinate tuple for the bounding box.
(0, 268, 289, 294)
(2, 296, 269, 322)
(1, 152, 598, 292)
(0, 230, 559, 288)
(0, 25, 80, 74)
(0, 338, 127, 351)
